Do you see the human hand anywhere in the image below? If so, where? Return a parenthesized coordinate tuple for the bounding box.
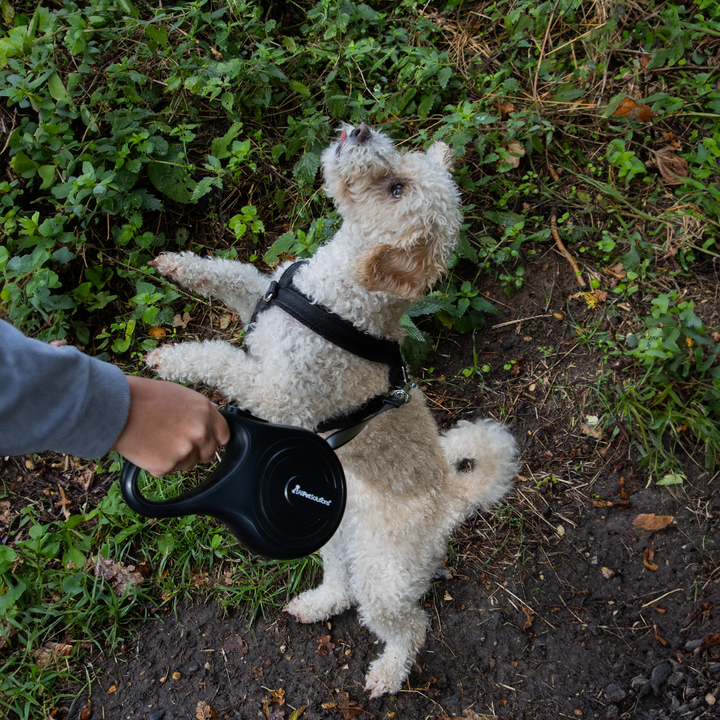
(112, 375, 230, 477)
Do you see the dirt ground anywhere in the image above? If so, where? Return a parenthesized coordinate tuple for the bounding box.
(4, 255, 720, 720)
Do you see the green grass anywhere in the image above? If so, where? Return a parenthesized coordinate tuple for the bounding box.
(2, 0, 720, 715)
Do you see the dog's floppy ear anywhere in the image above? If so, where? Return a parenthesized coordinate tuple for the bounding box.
(426, 141, 453, 171)
(355, 232, 445, 300)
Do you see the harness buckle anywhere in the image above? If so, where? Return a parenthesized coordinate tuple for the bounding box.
(384, 379, 416, 409)
(263, 281, 279, 303)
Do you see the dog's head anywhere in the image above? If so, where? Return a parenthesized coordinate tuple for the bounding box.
(322, 124, 462, 301)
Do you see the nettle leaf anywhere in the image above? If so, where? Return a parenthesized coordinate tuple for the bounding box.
(293, 150, 321, 185)
(190, 176, 223, 203)
(438, 66, 452, 89)
(147, 161, 196, 204)
(484, 210, 524, 228)
(211, 121, 244, 160)
(263, 231, 296, 265)
(289, 79, 311, 96)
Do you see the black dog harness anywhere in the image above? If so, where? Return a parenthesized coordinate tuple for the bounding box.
(250, 261, 414, 449)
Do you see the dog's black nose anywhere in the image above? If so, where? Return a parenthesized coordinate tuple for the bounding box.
(351, 123, 371, 144)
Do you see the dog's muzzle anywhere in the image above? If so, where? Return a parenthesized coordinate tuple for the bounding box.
(336, 123, 371, 156)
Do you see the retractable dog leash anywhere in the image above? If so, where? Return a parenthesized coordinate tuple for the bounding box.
(121, 262, 415, 560)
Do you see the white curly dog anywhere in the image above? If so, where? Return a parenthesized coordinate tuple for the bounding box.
(146, 124, 517, 697)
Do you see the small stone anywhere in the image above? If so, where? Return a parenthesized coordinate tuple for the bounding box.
(186, 663, 199, 674)
(605, 683, 627, 703)
(651, 661, 673, 694)
(172, 671, 181, 680)
(148, 711, 166, 720)
(706, 693, 717, 706)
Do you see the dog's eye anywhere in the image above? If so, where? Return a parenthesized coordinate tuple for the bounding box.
(391, 182, 404, 198)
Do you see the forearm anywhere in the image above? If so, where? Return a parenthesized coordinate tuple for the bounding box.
(0, 320, 130, 458)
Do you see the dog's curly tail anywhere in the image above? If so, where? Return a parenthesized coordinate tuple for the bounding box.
(439, 419, 518, 516)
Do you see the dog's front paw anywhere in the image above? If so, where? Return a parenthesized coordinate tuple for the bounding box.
(285, 587, 351, 624)
(284, 593, 327, 624)
(148, 252, 182, 280)
(364, 655, 407, 698)
(145, 345, 178, 379)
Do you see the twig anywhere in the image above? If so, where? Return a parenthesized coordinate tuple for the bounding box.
(492, 314, 554, 329)
(550, 210, 586, 287)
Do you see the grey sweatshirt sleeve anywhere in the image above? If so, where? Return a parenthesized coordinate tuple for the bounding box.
(0, 319, 131, 458)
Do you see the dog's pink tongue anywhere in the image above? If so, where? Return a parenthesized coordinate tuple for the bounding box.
(340, 128, 347, 145)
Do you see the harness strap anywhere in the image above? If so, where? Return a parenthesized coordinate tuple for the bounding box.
(251, 261, 412, 442)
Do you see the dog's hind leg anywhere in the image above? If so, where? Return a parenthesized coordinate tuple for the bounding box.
(284, 529, 354, 623)
(150, 252, 269, 325)
(360, 601, 430, 698)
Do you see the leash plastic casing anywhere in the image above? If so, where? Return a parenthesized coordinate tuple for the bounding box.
(120, 407, 346, 560)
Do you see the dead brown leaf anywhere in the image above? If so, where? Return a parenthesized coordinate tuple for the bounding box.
(338, 691, 363, 720)
(654, 623, 668, 646)
(93, 554, 144, 596)
(592, 499, 631, 509)
(316, 635, 335, 656)
(501, 139, 525, 169)
(33, 642, 72, 668)
(522, 606, 535, 631)
(172, 311, 192, 328)
(219, 312, 236, 330)
(633, 514, 674, 532)
(643, 546, 659, 571)
(497, 101, 515, 115)
(694, 632, 720, 654)
(221, 635, 249, 655)
(196, 700, 217, 719)
(148, 326, 168, 338)
(80, 700, 92, 720)
(655, 147, 689, 185)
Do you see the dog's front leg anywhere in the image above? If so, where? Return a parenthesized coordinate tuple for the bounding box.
(284, 528, 354, 622)
(150, 252, 268, 325)
(146, 340, 259, 407)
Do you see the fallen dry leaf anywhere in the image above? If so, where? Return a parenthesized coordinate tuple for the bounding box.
(107, 684, 117, 694)
(93, 554, 144, 596)
(196, 700, 216, 719)
(316, 635, 335, 656)
(147, 325, 168, 338)
(501, 139, 525, 169)
(33, 642, 72, 668)
(592, 499, 631, 509)
(218, 312, 236, 330)
(221, 635, 248, 654)
(612, 97, 653, 122)
(522, 606, 535, 631)
(172, 671, 181, 680)
(80, 700, 91, 720)
(694, 632, 720, 654)
(497, 101, 515, 115)
(338, 691, 363, 720)
(655, 146, 689, 185)
(654, 623, 668, 646)
(633, 514, 674, 532)
(643, 546, 659, 571)
(172, 311, 192, 328)
(601, 567, 617, 580)
(571, 289, 607, 309)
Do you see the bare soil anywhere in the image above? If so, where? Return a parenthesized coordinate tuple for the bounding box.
(2, 255, 719, 720)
